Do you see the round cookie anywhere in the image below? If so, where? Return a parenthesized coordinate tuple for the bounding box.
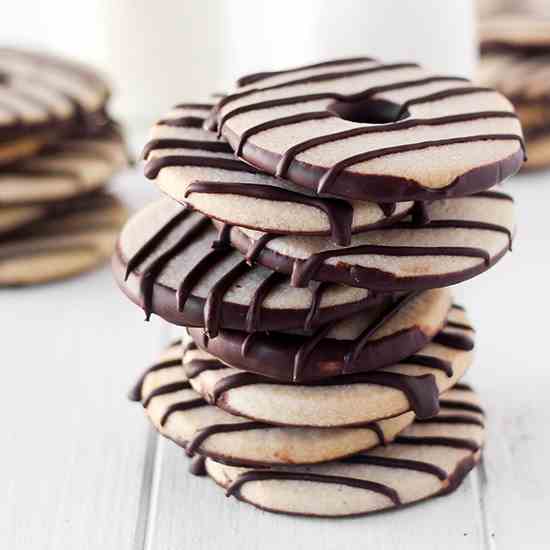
(0, 192, 127, 286)
(223, 190, 515, 291)
(113, 198, 384, 335)
(185, 304, 473, 426)
(143, 103, 413, 246)
(187, 289, 453, 383)
(0, 126, 128, 206)
(0, 47, 110, 164)
(204, 383, 484, 517)
(212, 57, 524, 202)
(130, 341, 414, 466)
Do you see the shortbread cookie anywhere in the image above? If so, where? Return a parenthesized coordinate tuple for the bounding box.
(212, 57, 524, 202)
(478, 49, 550, 170)
(185, 304, 473, 426)
(143, 103, 413, 245)
(0, 192, 127, 286)
(131, 342, 414, 466)
(187, 289, 452, 383)
(0, 47, 110, 164)
(113, 198, 382, 335)
(204, 383, 484, 517)
(223, 190, 514, 291)
(0, 126, 128, 206)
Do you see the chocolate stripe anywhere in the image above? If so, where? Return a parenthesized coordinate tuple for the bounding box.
(236, 57, 374, 87)
(128, 357, 181, 401)
(276, 112, 515, 177)
(342, 454, 447, 480)
(160, 398, 207, 426)
(142, 381, 191, 408)
(317, 134, 525, 194)
(142, 138, 231, 160)
(186, 181, 355, 246)
(225, 470, 401, 505)
(394, 435, 480, 452)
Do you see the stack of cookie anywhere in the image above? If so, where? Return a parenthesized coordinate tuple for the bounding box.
(115, 57, 523, 517)
(478, 14, 550, 171)
(0, 48, 129, 285)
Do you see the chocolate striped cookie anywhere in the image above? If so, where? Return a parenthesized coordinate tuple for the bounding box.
(204, 383, 484, 517)
(143, 103, 412, 245)
(131, 341, 414, 466)
(114, 198, 394, 334)
(0, 47, 110, 165)
(185, 303, 472, 425)
(212, 57, 524, 201)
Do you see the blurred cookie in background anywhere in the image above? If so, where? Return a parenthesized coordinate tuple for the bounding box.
(0, 192, 127, 286)
(0, 48, 110, 166)
(0, 124, 128, 208)
(0, 47, 130, 285)
(479, 15, 550, 170)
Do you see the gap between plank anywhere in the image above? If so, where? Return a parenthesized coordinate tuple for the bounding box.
(474, 458, 497, 550)
(132, 324, 173, 550)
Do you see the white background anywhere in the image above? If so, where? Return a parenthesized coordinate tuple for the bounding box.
(3, 0, 476, 128)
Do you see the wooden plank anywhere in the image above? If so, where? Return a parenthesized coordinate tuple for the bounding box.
(144, 436, 485, 550)
(0, 170, 167, 549)
(453, 175, 550, 550)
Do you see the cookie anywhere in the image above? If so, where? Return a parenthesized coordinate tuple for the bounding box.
(187, 289, 453, 383)
(0, 48, 110, 164)
(222, 190, 514, 291)
(143, 103, 413, 246)
(0, 126, 128, 206)
(212, 57, 524, 202)
(478, 48, 550, 170)
(0, 192, 127, 286)
(185, 304, 472, 426)
(113, 198, 385, 335)
(131, 341, 414, 466)
(204, 383, 484, 517)
(480, 14, 550, 55)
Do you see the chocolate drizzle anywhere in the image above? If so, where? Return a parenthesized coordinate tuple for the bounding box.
(189, 455, 207, 476)
(186, 421, 266, 457)
(157, 116, 205, 128)
(236, 57, 374, 87)
(315, 134, 524, 195)
(225, 470, 402, 504)
(184, 181, 355, 246)
(229, 190, 514, 289)
(128, 357, 181, 401)
(394, 435, 480, 452)
(342, 454, 447, 481)
(121, 204, 374, 333)
(271, 112, 520, 181)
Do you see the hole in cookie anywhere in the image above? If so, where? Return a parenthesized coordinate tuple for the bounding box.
(328, 98, 407, 124)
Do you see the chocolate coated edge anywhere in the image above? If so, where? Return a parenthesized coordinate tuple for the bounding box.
(224, 126, 524, 202)
(187, 324, 432, 383)
(204, 452, 481, 518)
(111, 245, 380, 332)
(226, 225, 512, 292)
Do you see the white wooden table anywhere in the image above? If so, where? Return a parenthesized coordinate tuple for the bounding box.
(2, 166, 549, 550)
